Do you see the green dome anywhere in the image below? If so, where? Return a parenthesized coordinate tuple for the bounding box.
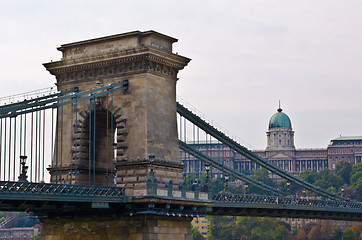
(268, 108, 292, 129)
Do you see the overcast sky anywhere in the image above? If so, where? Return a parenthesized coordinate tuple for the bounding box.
(1, 0, 361, 150)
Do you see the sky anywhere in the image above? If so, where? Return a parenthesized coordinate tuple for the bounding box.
(0, 0, 361, 150)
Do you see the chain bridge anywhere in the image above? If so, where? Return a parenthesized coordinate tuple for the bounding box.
(0, 31, 360, 239)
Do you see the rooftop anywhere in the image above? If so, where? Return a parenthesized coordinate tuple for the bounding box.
(331, 136, 362, 141)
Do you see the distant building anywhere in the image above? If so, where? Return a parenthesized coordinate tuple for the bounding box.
(192, 217, 210, 238)
(180, 106, 361, 177)
(327, 136, 362, 170)
(0, 224, 41, 240)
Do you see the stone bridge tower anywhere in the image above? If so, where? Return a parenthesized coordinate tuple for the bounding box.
(44, 31, 190, 194)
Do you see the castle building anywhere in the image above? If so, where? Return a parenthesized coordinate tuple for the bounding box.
(327, 136, 362, 170)
(180, 106, 361, 177)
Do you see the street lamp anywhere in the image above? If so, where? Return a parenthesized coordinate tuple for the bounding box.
(18, 156, 28, 182)
(203, 163, 210, 193)
(244, 184, 248, 194)
(225, 174, 230, 192)
(286, 181, 291, 195)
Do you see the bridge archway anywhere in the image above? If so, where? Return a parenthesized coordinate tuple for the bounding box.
(71, 103, 127, 186)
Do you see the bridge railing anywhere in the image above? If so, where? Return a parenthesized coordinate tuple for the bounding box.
(0, 181, 125, 198)
(212, 193, 362, 210)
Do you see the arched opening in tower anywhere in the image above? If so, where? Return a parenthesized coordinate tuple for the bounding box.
(78, 109, 117, 186)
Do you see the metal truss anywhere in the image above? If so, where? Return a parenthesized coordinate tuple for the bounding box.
(211, 193, 362, 221)
(0, 181, 126, 201)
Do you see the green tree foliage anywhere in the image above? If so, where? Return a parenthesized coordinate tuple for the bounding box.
(333, 226, 343, 240)
(301, 169, 343, 191)
(33, 233, 41, 240)
(335, 160, 353, 185)
(183, 173, 227, 194)
(191, 225, 205, 240)
(351, 223, 362, 240)
(208, 216, 290, 240)
(343, 227, 354, 240)
(208, 216, 233, 240)
(249, 168, 276, 195)
(0, 212, 40, 228)
(273, 224, 289, 240)
(350, 163, 362, 200)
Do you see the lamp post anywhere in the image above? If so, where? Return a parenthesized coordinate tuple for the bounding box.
(203, 163, 210, 193)
(286, 181, 291, 195)
(244, 184, 248, 195)
(18, 156, 28, 182)
(341, 186, 345, 198)
(225, 174, 230, 192)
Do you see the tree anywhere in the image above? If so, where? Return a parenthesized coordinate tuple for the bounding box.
(321, 220, 334, 240)
(308, 226, 322, 240)
(191, 226, 205, 240)
(335, 160, 352, 185)
(314, 169, 343, 190)
(250, 226, 272, 240)
(232, 217, 248, 238)
(343, 227, 354, 240)
(301, 169, 343, 192)
(351, 223, 362, 240)
(250, 168, 276, 195)
(273, 225, 289, 240)
(33, 233, 41, 240)
(207, 216, 233, 240)
(333, 226, 343, 240)
(296, 229, 307, 240)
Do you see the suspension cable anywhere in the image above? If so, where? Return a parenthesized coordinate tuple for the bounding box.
(177, 102, 347, 201)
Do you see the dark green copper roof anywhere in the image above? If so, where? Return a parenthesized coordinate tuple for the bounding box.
(268, 108, 292, 129)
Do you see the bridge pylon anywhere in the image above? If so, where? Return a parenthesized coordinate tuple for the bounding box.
(42, 31, 195, 239)
(44, 30, 190, 192)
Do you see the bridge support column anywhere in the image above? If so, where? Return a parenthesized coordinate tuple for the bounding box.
(40, 215, 192, 240)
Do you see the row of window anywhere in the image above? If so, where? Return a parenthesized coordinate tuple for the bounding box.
(330, 148, 360, 153)
(296, 152, 327, 156)
(331, 141, 361, 145)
